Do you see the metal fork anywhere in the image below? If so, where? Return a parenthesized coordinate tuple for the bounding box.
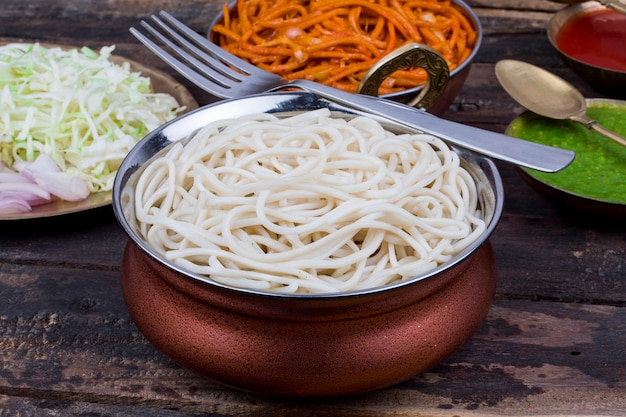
(129, 11, 575, 173)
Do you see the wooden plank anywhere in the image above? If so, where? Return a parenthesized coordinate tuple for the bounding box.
(1, 263, 625, 416)
(1, 0, 624, 415)
(0, 396, 214, 417)
(468, 0, 564, 13)
(0, 207, 126, 268)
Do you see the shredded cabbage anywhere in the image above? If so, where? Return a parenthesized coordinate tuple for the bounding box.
(0, 43, 184, 193)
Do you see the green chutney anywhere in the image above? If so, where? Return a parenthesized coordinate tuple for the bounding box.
(507, 100, 626, 204)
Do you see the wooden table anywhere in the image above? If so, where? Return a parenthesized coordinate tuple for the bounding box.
(1, 0, 625, 415)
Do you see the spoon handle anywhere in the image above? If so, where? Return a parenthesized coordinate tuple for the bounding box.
(589, 122, 626, 148)
(572, 113, 626, 148)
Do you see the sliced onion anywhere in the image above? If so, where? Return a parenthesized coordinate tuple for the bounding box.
(0, 154, 90, 214)
(0, 195, 33, 215)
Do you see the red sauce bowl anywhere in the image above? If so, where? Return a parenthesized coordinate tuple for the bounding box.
(547, 2, 626, 98)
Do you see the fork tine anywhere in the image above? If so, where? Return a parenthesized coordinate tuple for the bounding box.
(132, 11, 285, 98)
(158, 11, 263, 77)
(130, 26, 236, 98)
(131, 14, 252, 99)
(147, 15, 245, 81)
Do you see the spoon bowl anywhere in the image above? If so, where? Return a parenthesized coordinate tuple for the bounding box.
(495, 59, 626, 147)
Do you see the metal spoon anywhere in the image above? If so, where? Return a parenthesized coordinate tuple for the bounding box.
(495, 59, 626, 148)
(550, 0, 626, 15)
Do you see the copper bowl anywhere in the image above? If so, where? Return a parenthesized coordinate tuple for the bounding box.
(112, 92, 503, 398)
(547, 1, 626, 99)
(207, 0, 482, 116)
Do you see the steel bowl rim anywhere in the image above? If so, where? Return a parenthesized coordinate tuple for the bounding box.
(112, 91, 503, 300)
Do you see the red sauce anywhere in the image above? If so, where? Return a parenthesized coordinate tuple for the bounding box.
(556, 8, 626, 72)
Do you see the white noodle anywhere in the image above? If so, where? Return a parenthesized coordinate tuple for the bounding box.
(132, 109, 486, 294)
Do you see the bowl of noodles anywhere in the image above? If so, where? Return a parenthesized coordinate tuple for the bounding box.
(208, 0, 482, 115)
(112, 92, 503, 398)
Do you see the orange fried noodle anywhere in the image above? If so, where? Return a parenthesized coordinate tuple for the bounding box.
(212, 0, 477, 94)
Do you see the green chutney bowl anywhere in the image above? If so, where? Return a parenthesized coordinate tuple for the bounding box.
(506, 98, 626, 221)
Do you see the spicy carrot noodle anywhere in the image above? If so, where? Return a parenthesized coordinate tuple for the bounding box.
(211, 0, 478, 94)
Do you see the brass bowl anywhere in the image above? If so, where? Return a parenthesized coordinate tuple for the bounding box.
(547, 1, 626, 99)
(207, 0, 482, 115)
(112, 92, 503, 398)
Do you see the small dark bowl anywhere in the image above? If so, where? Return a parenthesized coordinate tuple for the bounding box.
(547, 2, 626, 99)
(207, 0, 482, 115)
(112, 92, 503, 398)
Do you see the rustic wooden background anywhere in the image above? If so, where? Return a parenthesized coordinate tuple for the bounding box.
(1, 0, 625, 415)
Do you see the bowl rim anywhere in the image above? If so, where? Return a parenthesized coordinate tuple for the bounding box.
(206, 0, 483, 100)
(112, 92, 504, 299)
(547, 1, 626, 76)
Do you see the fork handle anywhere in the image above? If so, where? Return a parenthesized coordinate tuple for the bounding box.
(281, 80, 575, 173)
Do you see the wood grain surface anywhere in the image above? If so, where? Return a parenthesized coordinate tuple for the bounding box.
(1, 0, 625, 415)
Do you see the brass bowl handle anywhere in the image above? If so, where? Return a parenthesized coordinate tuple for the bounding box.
(357, 43, 450, 110)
